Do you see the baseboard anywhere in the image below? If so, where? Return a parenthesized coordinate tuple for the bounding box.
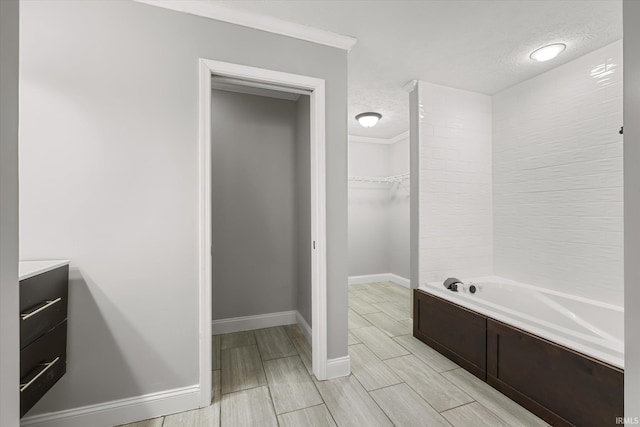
(296, 311, 312, 345)
(325, 356, 351, 379)
(348, 273, 391, 285)
(388, 273, 410, 288)
(20, 385, 200, 427)
(348, 273, 410, 288)
(212, 310, 297, 335)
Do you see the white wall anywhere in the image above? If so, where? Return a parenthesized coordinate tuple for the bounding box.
(211, 90, 299, 320)
(0, 1, 20, 425)
(388, 137, 410, 279)
(418, 81, 493, 285)
(348, 141, 392, 276)
(348, 138, 410, 280)
(19, 0, 348, 422)
(493, 41, 623, 305)
(624, 0, 640, 417)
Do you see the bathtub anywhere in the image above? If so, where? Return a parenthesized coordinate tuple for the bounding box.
(421, 275, 624, 369)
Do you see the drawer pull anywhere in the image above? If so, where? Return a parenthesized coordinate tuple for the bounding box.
(20, 298, 62, 320)
(20, 357, 60, 392)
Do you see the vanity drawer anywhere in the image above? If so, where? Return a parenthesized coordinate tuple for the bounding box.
(20, 265, 68, 349)
(20, 320, 67, 417)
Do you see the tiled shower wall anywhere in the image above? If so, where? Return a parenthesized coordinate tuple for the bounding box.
(493, 41, 623, 304)
(418, 81, 493, 284)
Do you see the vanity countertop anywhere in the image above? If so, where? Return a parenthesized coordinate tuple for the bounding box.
(19, 260, 70, 281)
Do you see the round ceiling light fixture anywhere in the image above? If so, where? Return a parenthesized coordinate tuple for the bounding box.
(529, 43, 566, 62)
(356, 112, 382, 128)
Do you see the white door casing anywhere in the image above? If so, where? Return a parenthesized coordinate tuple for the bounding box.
(198, 58, 328, 407)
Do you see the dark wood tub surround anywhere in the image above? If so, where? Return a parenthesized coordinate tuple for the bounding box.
(413, 290, 487, 380)
(413, 289, 624, 427)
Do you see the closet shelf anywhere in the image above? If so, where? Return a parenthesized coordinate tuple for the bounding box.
(348, 173, 409, 184)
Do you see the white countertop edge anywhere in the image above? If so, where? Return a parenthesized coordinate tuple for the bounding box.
(19, 260, 70, 281)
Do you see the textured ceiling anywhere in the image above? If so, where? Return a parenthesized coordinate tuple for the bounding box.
(214, 0, 622, 139)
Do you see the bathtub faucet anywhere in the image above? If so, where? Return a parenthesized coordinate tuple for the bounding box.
(443, 277, 462, 292)
(443, 278, 478, 294)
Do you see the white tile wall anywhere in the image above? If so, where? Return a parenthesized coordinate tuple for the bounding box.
(493, 41, 623, 305)
(418, 82, 493, 284)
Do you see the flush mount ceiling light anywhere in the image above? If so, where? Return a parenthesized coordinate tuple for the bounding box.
(530, 43, 566, 62)
(356, 112, 382, 128)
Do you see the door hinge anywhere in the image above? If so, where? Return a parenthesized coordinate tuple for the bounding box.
(313, 241, 316, 249)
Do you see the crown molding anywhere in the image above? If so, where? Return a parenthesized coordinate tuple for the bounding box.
(133, 0, 358, 51)
(349, 135, 392, 145)
(389, 130, 410, 144)
(349, 130, 409, 145)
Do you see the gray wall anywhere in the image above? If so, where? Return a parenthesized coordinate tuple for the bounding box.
(624, 0, 640, 417)
(19, 0, 347, 416)
(296, 96, 312, 327)
(211, 90, 298, 320)
(0, 1, 20, 425)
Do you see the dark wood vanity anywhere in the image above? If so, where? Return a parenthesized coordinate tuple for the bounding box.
(19, 261, 69, 417)
(413, 289, 624, 427)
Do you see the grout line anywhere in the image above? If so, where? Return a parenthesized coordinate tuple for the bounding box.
(219, 342, 257, 351)
(261, 353, 301, 363)
(379, 349, 460, 422)
(348, 373, 395, 426)
(308, 370, 341, 427)
(262, 369, 280, 422)
(390, 375, 455, 420)
(220, 383, 267, 396)
(379, 352, 410, 362)
(439, 400, 478, 414)
(366, 381, 404, 393)
(275, 403, 326, 417)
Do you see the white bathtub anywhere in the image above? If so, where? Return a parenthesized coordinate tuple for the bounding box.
(421, 276, 624, 369)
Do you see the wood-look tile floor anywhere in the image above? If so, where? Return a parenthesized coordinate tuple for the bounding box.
(117, 282, 548, 427)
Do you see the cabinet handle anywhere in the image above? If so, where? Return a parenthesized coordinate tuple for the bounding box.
(20, 357, 60, 392)
(20, 297, 62, 320)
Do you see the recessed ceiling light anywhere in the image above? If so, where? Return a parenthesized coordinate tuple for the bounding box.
(356, 112, 382, 128)
(530, 43, 566, 62)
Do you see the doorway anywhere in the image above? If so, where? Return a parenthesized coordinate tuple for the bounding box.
(197, 59, 328, 407)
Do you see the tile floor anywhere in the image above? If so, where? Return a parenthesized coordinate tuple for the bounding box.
(118, 282, 548, 427)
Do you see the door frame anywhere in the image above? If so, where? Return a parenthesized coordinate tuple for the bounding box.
(197, 58, 328, 406)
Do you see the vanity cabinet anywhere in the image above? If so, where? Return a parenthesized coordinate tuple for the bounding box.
(19, 261, 69, 418)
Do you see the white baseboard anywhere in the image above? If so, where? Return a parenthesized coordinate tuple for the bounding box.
(325, 356, 351, 379)
(348, 273, 391, 285)
(348, 273, 410, 288)
(296, 312, 312, 345)
(21, 385, 200, 427)
(212, 310, 297, 335)
(388, 273, 410, 288)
